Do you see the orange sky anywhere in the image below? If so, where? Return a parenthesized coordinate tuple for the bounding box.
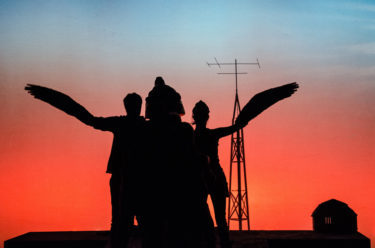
(1, 71, 374, 247)
(1, 1, 375, 248)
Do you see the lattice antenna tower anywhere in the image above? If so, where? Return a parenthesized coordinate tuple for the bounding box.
(207, 58, 260, 230)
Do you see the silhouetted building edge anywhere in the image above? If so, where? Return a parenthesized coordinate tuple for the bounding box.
(312, 199, 358, 234)
(5, 230, 370, 248)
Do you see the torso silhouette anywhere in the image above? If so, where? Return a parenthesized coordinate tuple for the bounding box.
(143, 115, 203, 211)
(92, 115, 145, 178)
(140, 114, 210, 248)
(194, 126, 239, 196)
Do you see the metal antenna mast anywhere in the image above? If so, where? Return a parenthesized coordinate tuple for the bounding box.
(207, 58, 260, 230)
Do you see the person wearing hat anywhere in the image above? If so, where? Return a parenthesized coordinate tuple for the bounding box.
(140, 77, 215, 248)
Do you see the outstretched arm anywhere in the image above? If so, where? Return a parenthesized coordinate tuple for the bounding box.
(212, 83, 298, 139)
(235, 82, 299, 127)
(211, 123, 242, 139)
(25, 84, 99, 127)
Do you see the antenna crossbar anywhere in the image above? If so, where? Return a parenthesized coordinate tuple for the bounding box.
(207, 58, 261, 69)
(218, 72, 248, 75)
(209, 63, 259, 65)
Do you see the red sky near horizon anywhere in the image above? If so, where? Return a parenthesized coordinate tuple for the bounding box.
(1, 1, 375, 248)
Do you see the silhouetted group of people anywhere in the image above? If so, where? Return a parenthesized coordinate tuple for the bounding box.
(26, 77, 298, 248)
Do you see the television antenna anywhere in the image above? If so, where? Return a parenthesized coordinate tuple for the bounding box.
(207, 57, 260, 230)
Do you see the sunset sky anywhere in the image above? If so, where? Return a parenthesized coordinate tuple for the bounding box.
(1, 0, 375, 247)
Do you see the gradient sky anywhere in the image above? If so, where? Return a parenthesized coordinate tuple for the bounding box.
(1, 0, 375, 247)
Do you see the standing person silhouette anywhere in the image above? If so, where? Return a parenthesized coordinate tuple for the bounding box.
(192, 101, 239, 248)
(192, 82, 299, 248)
(140, 77, 215, 248)
(25, 85, 145, 248)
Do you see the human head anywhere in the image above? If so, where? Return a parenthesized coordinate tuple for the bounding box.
(123, 93, 142, 117)
(192, 100, 209, 126)
(145, 77, 185, 119)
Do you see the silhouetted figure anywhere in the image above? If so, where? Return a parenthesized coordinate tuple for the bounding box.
(25, 85, 145, 248)
(140, 77, 215, 248)
(192, 82, 299, 248)
(192, 101, 239, 248)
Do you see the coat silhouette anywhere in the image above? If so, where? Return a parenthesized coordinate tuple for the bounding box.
(139, 77, 215, 248)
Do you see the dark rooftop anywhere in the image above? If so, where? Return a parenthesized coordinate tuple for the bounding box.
(312, 199, 357, 217)
(4, 230, 370, 248)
